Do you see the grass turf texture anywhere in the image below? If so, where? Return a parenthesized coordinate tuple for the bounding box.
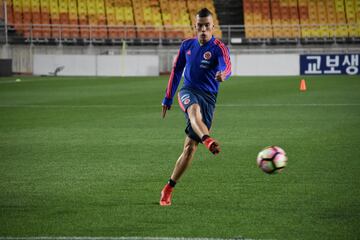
(0, 75, 359, 239)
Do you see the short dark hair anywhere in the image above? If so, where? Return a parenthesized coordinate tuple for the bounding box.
(197, 8, 213, 18)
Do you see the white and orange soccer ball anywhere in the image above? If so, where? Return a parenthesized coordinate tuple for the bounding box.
(257, 146, 288, 174)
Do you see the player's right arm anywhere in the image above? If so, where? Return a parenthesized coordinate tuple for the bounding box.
(162, 43, 187, 118)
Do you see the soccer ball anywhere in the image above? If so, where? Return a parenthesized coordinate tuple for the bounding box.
(257, 146, 287, 174)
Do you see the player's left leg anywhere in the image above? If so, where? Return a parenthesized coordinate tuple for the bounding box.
(170, 136, 199, 182)
(160, 136, 199, 206)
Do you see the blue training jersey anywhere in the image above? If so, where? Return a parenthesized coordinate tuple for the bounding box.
(162, 36, 232, 106)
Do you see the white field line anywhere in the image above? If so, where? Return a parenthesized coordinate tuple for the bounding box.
(0, 103, 359, 108)
(0, 237, 269, 240)
(219, 103, 360, 107)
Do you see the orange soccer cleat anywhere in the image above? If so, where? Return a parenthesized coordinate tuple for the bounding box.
(160, 184, 173, 206)
(202, 136, 221, 155)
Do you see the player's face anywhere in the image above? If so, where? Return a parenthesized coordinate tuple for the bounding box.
(195, 15, 214, 44)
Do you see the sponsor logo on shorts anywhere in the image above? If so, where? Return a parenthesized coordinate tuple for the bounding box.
(181, 94, 191, 105)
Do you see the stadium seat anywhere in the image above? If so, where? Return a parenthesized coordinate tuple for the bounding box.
(271, 0, 284, 38)
(30, 0, 42, 38)
(21, 0, 32, 37)
(356, 0, 360, 37)
(260, 0, 272, 38)
(116, 0, 136, 39)
(158, 0, 192, 40)
(132, 0, 163, 39)
(252, 0, 262, 37)
(279, 0, 292, 38)
(288, 0, 300, 38)
(39, 0, 51, 38)
(49, 0, 61, 39)
(298, 0, 308, 35)
(317, 0, 329, 38)
(77, 0, 89, 39)
(345, 0, 358, 37)
(12, 0, 23, 33)
(335, 0, 349, 37)
(243, 0, 255, 38)
(325, 0, 337, 37)
(68, 0, 79, 39)
(307, 0, 320, 37)
(58, 0, 70, 39)
(3, 0, 358, 43)
(3, 0, 224, 42)
(243, 0, 265, 39)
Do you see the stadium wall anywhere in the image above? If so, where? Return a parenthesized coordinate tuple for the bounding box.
(232, 54, 299, 76)
(33, 55, 159, 76)
(2, 45, 359, 76)
(33, 53, 299, 76)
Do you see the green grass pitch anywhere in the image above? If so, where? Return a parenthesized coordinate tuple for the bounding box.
(0, 75, 359, 239)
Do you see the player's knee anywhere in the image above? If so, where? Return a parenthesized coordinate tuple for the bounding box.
(187, 104, 202, 120)
(187, 104, 200, 115)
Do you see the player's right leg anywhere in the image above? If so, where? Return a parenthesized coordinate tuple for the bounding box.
(187, 104, 220, 155)
(178, 89, 220, 155)
(160, 136, 199, 206)
(186, 103, 210, 139)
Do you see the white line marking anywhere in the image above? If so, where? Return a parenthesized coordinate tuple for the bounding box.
(0, 105, 153, 108)
(219, 103, 360, 107)
(0, 103, 359, 109)
(0, 237, 266, 240)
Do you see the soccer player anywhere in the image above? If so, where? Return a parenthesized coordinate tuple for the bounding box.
(160, 8, 232, 206)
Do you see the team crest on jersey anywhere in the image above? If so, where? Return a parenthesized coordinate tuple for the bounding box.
(186, 50, 191, 55)
(203, 51, 212, 60)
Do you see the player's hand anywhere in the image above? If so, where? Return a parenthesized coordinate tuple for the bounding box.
(215, 71, 226, 82)
(162, 104, 171, 118)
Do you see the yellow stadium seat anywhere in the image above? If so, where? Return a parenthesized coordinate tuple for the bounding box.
(336, 26, 349, 37)
(335, 0, 349, 37)
(49, 0, 60, 38)
(345, 0, 356, 37)
(39, 0, 51, 38)
(298, 0, 310, 38)
(68, 0, 78, 20)
(22, 0, 31, 12)
(105, 0, 116, 24)
(9, 0, 360, 42)
(55, 0, 69, 38)
(301, 28, 311, 38)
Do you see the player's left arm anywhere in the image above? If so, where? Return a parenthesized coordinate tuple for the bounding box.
(215, 44, 232, 82)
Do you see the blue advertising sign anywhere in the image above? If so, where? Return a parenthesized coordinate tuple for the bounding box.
(300, 54, 360, 75)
